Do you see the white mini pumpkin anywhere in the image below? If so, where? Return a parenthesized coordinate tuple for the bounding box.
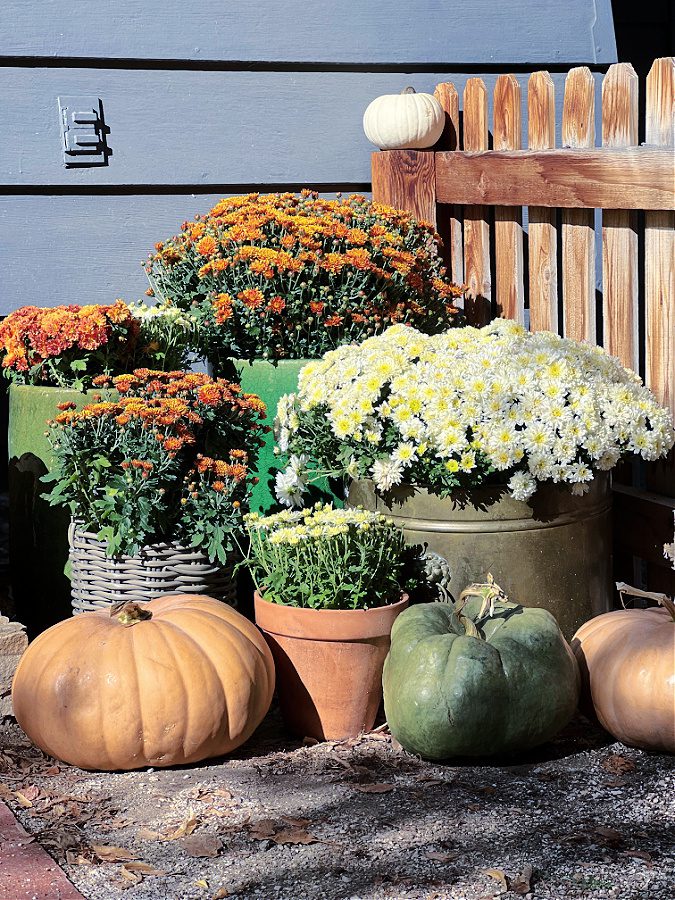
(363, 87, 445, 150)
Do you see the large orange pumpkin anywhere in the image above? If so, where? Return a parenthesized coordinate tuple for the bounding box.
(12, 595, 275, 770)
(572, 600, 675, 753)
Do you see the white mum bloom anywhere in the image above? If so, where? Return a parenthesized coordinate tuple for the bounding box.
(274, 468, 307, 509)
(391, 442, 417, 467)
(508, 471, 537, 501)
(371, 457, 404, 492)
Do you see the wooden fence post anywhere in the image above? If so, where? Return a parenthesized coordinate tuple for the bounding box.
(371, 150, 437, 226)
(645, 57, 675, 419)
(463, 78, 491, 325)
(527, 71, 558, 333)
(493, 75, 525, 323)
(602, 63, 639, 371)
(562, 67, 596, 343)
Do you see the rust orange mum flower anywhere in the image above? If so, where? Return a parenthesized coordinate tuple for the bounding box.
(196, 236, 217, 257)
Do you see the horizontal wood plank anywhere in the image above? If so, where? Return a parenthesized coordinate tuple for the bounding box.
(1, 0, 618, 64)
(0, 193, 246, 313)
(0, 68, 603, 187)
(435, 149, 674, 210)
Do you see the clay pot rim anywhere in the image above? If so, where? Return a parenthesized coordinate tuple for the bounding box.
(254, 590, 409, 642)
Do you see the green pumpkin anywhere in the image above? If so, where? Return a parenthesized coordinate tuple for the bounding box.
(383, 579, 580, 759)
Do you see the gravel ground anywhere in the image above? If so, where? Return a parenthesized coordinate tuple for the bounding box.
(1, 709, 673, 900)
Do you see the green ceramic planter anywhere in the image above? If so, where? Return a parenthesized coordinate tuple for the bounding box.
(236, 359, 343, 513)
(8, 385, 101, 636)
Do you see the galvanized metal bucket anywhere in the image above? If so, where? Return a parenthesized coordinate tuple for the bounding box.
(347, 475, 613, 638)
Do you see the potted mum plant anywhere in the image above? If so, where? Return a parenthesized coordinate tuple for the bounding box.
(44, 369, 268, 614)
(0, 300, 198, 633)
(145, 191, 463, 509)
(273, 320, 675, 637)
(244, 504, 415, 740)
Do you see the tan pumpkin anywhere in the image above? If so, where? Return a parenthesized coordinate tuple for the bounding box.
(572, 595, 675, 753)
(363, 87, 445, 150)
(12, 594, 275, 770)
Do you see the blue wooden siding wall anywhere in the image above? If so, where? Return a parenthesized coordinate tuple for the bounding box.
(0, 1, 617, 314)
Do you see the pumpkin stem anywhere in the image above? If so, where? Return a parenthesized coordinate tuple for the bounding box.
(457, 573, 509, 619)
(110, 601, 153, 626)
(401, 86, 416, 94)
(616, 582, 675, 622)
(458, 614, 481, 639)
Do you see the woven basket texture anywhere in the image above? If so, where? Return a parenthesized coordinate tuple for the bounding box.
(69, 523, 237, 614)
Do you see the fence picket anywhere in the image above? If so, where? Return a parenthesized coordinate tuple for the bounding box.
(645, 57, 675, 419)
(601, 64, 639, 372)
(462, 78, 491, 325)
(527, 71, 558, 333)
(434, 82, 464, 287)
(561, 67, 596, 343)
(493, 75, 525, 323)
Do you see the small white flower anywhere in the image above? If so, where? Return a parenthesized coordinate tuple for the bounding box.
(287, 454, 308, 485)
(274, 468, 307, 509)
(370, 457, 404, 492)
(391, 442, 417, 467)
(508, 471, 537, 502)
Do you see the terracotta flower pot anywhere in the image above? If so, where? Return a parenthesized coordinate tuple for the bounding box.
(254, 591, 409, 741)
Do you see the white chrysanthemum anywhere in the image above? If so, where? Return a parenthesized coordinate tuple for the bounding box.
(274, 468, 306, 509)
(508, 471, 537, 501)
(371, 457, 404, 492)
(278, 319, 675, 501)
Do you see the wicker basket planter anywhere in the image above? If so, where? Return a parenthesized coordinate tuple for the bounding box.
(69, 523, 237, 614)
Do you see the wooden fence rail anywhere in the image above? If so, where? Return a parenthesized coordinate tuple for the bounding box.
(371, 57, 675, 593)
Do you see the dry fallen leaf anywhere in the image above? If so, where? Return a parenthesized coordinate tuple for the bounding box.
(13, 790, 34, 808)
(272, 827, 319, 846)
(19, 784, 40, 802)
(211, 888, 230, 899)
(195, 787, 233, 805)
(123, 861, 166, 876)
(601, 754, 636, 776)
(136, 827, 164, 842)
(120, 869, 141, 884)
(194, 879, 209, 889)
(280, 815, 311, 828)
(248, 819, 277, 840)
(477, 785, 497, 796)
(163, 807, 199, 841)
(483, 868, 509, 892)
(415, 774, 444, 787)
(180, 834, 222, 858)
(510, 864, 533, 895)
(44, 765, 61, 776)
(593, 825, 623, 846)
(622, 849, 653, 866)
(92, 844, 138, 862)
(425, 850, 461, 862)
(65, 850, 91, 866)
(353, 783, 394, 794)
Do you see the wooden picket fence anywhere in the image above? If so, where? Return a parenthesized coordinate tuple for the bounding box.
(371, 57, 675, 594)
